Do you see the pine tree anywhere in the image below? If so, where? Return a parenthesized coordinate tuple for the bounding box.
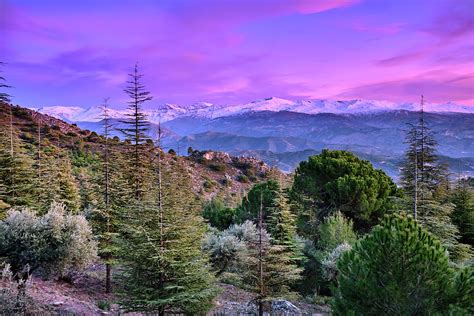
(34, 146, 81, 214)
(118, 160, 217, 314)
(267, 189, 303, 263)
(401, 96, 448, 215)
(291, 150, 397, 235)
(0, 62, 11, 104)
(242, 192, 302, 315)
(119, 63, 152, 200)
(451, 179, 474, 246)
(0, 118, 35, 211)
(399, 98, 470, 261)
(57, 151, 81, 213)
(235, 180, 281, 224)
(334, 214, 474, 315)
(417, 188, 471, 262)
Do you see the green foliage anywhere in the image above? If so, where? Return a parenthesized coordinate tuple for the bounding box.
(416, 191, 472, 262)
(237, 174, 249, 183)
(234, 180, 280, 223)
(0, 202, 97, 279)
(333, 214, 473, 315)
(202, 198, 236, 230)
(0, 125, 36, 211)
(317, 211, 357, 250)
(451, 180, 474, 246)
(118, 163, 218, 314)
(240, 223, 302, 302)
(298, 212, 357, 296)
(401, 114, 448, 204)
(119, 63, 152, 200)
(209, 163, 226, 172)
(291, 150, 397, 235)
(203, 226, 246, 276)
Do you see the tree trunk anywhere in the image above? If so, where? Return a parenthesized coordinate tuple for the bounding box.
(105, 263, 111, 293)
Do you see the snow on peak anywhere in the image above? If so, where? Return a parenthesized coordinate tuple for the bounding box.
(32, 98, 473, 124)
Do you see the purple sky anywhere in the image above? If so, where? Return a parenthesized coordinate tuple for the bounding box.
(1, 0, 473, 108)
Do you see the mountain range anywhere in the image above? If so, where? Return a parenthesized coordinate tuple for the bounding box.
(33, 97, 474, 123)
(29, 97, 474, 180)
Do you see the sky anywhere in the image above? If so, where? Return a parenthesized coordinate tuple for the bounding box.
(0, 0, 473, 108)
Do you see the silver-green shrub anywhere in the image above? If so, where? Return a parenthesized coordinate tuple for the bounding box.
(0, 202, 98, 279)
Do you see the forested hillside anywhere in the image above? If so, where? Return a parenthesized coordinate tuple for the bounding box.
(1, 66, 473, 315)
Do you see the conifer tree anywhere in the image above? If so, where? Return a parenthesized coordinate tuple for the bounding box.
(0, 120, 35, 211)
(267, 190, 296, 247)
(118, 160, 217, 314)
(399, 98, 470, 261)
(57, 152, 81, 213)
(34, 146, 81, 214)
(119, 63, 152, 200)
(242, 192, 302, 315)
(291, 150, 397, 235)
(401, 96, 448, 212)
(235, 180, 280, 224)
(451, 179, 474, 246)
(334, 214, 474, 315)
(0, 62, 11, 104)
(84, 99, 124, 293)
(416, 188, 472, 261)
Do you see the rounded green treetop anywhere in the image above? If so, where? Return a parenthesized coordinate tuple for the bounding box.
(333, 214, 474, 315)
(291, 149, 397, 234)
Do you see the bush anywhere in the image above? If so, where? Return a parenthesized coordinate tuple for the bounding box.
(317, 211, 357, 250)
(203, 221, 259, 277)
(209, 163, 226, 172)
(0, 263, 37, 314)
(202, 199, 236, 230)
(320, 242, 352, 282)
(202, 232, 245, 275)
(237, 174, 249, 183)
(333, 214, 474, 315)
(0, 202, 98, 280)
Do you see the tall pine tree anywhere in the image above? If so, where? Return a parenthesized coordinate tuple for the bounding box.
(0, 62, 11, 104)
(451, 178, 474, 247)
(400, 96, 470, 261)
(0, 113, 36, 211)
(118, 159, 217, 314)
(401, 96, 447, 215)
(242, 191, 302, 315)
(119, 63, 152, 200)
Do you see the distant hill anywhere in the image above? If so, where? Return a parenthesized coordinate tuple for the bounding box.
(27, 100, 474, 180)
(1, 103, 285, 204)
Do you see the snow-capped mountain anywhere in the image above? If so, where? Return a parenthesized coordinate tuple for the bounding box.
(33, 97, 474, 124)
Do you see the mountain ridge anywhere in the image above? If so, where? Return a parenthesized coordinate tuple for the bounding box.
(32, 97, 474, 123)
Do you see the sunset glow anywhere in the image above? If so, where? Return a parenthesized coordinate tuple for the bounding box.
(1, 0, 473, 107)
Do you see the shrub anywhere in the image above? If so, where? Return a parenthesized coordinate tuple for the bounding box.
(203, 221, 259, 277)
(202, 232, 245, 275)
(333, 214, 474, 315)
(202, 199, 236, 230)
(209, 163, 226, 172)
(0, 263, 36, 314)
(317, 211, 357, 250)
(237, 174, 249, 183)
(320, 242, 352, 282)
(0, 202, 98, 280)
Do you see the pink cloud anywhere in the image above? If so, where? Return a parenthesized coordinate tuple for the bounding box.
(338, 70, 474, 104)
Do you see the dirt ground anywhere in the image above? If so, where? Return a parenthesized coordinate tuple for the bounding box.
(6, 264, 329, 315)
